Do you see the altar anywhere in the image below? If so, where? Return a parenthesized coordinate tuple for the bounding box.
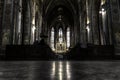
(55, 42, 67, 53)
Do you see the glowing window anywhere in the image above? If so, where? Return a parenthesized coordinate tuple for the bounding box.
(67, 27, 70, 48)
(59, 28, 63, 43)
(51, 27, 54, 49)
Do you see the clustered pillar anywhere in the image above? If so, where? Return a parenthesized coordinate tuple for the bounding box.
(1, 0, 43, 47)
(78, 0, 113, 46)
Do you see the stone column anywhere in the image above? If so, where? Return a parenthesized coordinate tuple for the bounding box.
(30, 1, 36, 44)
(40, 2, 45, 39)
(0, 0, 4, 48)
(12, 0, 22, 44)
(17, 0, 22, 44)
(22, 0, 31, 44)
(38, 13, 42, 41)
(35, 12, 40, 42)
(99, 0, 112, 45)
(105, 0, 113, 45)
(74, 17, 78, 45)
(76, 13, 80, 44)
(101, 5, 108, 45)
(78, 1, 87, 46)
(107, 0, 113, 45)
(38, 2, 43, 41)
(70, 27, 74, 47)
(83, 17, 87, 45)
(86, 0, 93, 44)
(99, 10, 105, 45)
(2, 0, 14, 47)
(78, 0, 81, 44)
(91, 0, 101, 45)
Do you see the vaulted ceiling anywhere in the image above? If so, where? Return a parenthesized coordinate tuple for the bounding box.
(42, 0, 79, 28)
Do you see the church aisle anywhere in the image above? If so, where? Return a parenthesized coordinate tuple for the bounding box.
(0, 61, 119, 80)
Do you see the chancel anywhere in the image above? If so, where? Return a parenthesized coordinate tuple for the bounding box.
(0, 0, 120, 60)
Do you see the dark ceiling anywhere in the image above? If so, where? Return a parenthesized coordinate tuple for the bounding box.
(42, 0, 79, 28)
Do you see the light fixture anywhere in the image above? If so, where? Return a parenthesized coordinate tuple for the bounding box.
(101, 0, 106, 5)
(87, 19, 90, 24)
(32, 26, 36, 33)
(102, 8, 105, 12)
(86, 26, 90, 32)
(99, 8, 106, 14)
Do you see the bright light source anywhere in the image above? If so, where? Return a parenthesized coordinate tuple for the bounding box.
(99, 11, 102, 14)
(99, 8, 106, 15)
(101, 0, 106, 5)
(32, 18, 35, 24)
(87, 20, 90, 24)
(102, 8, 105, 12)
(32, 26, 36, 33)
(86, 26, 90, 32)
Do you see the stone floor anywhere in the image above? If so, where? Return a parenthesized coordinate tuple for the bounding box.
(0, 61, 120, 80)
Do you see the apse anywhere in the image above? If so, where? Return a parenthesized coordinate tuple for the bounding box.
(43, 1, 76, 53)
